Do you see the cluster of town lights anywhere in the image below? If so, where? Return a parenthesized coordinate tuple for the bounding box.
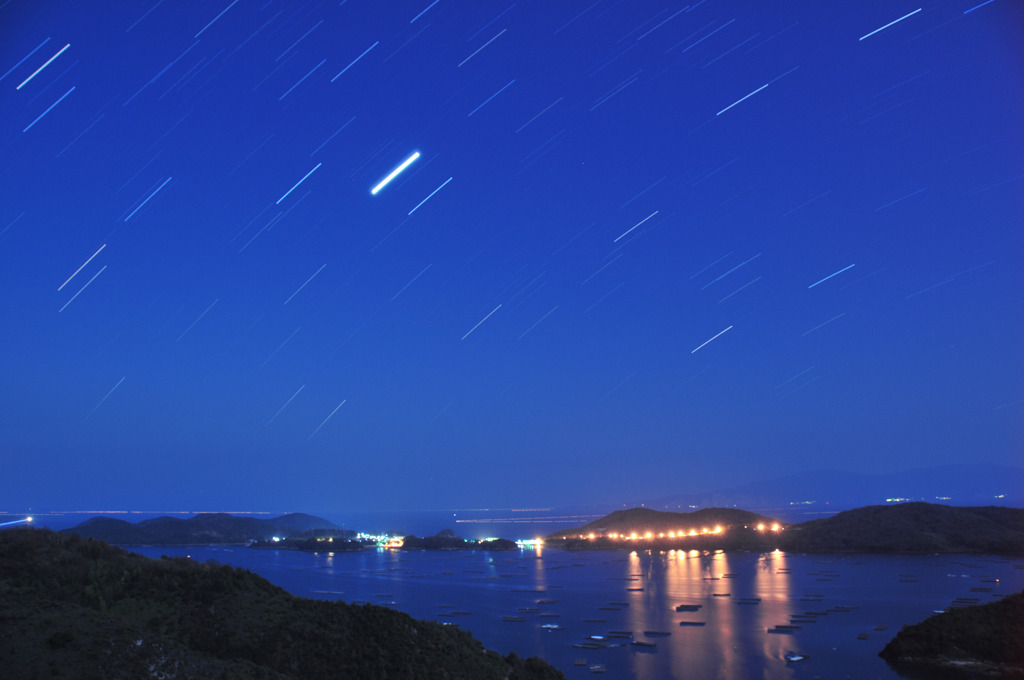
(572, 523, 781, 541)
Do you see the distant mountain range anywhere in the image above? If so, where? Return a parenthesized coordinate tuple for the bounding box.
(647, 464, 1024, 516)
(66, 512, 337, 545)
(546, 502, 1024, 555)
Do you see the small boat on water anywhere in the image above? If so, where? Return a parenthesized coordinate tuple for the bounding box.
(589, 664, 606, 673)
(784, 652, 807, 662)
(541, 623, 563, 630)
(631, 640, 656, 647)
(502, 616, 525, 622)
(678, 621, 706, 627)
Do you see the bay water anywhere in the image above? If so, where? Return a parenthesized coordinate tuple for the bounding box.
(130, 544, 1024, 680)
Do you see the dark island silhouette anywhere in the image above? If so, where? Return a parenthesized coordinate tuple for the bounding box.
(880, 589, 1024, 678)
(0, 528, 563, 680)
(545, 502, 1024, 555)
(64, 502, 1024, 555)
(66, 512, 339, 545)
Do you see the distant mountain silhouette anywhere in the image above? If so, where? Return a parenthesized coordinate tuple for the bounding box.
(648, 464, 1024, 515)
(546, 507, 783, 551)
(547, 507, 776, 539)
(66, 512, 338, 545)
(780, 502, 1024, 554)
(546, 502, 1024, 554)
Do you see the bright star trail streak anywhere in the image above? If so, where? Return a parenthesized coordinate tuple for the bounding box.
(718, 276, 761, 303)
(283, 264, 326, 304)
(23, 86, 75, 132)
(410, 0, 440, 24)
(963, 0, 996, 13)
(467, 79, 515, 117)
(276, 163, 321, 204)
(717, 82, 769, 116)
(808, 264, 855, 289)
(459, 29, 507, 67)
(370, 152, 420, 195)
(518, 305, 558, 339)
(0, 37, 50, 83)
(58, 244, 106, 291)
(124, 176, 171, 221)
(331, 42, 378, 81)
(267, 385, 305, 426)
(691, 325, 733, 353)
(701, 253, 762, 289)
(124, 41, 199, 106)
(177, 299, 219, 342)
(802, 313, 846, 336)
(776, 366, 814, 390)
(408, 177, 452, 215)
(858, 8, 922, 41)
(692, 252, 733, 279)
(195, 0, 239, 38)
(16, 43, 70, 90)
(279, 58, 325, 100)
(310, 116, 355, 156)
(613, 211, 659, 242)
(461, 305, 501, 340)
(85, 376, 126, 420)
(59, 265, 106, 312)
(390, 264, 432, 301)
(516, 97, 563, 133)
(308, 400, 346, 440)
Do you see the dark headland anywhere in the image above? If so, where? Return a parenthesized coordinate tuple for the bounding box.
(545, 502, 1024, 555)
(880, 589, 1024, 678)
(0, 528, 563, 680)
(64, 512, 339, 545)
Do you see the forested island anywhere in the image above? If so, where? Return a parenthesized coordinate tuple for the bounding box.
(880, 589, 1024, 678)
(545, 503, 1024, 555)
(401, 529, 518, 551)
(0, 528, 563, 680)
(65, 512, 339, 545)
(63, 502, 1024, 555)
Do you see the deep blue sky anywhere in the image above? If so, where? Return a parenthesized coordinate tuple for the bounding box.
(2, 0, 1021, 514)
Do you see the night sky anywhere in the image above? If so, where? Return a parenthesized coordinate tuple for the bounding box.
(2, 0, 1021, 514)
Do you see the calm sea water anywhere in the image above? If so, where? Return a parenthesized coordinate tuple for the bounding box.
(130, 545, 1024, 680)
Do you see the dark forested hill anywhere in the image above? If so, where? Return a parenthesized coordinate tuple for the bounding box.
(65, 512, 339, 545)
(545, 507, 783, 550)
(779, 503, 1024, 554)
(0, 528, 563, 680)
(547, 507, 779, 539)
(879, 589, 1024, 678)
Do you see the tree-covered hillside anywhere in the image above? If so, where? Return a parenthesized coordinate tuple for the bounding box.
(780, 503, 1024, 554)
(0, 528, 563, 680)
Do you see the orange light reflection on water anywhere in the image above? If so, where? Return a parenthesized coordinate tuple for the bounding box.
(622, 549, 796, 680)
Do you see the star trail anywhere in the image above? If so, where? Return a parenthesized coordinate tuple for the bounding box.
(1, 0, 1021, 513)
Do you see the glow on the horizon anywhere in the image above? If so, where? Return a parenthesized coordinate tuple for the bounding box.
(370, 151, 420, 195)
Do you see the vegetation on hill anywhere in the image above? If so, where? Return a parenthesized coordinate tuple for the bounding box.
(402, 530, 518, 551)
(65, 512, 339, 545)
(779, 503, 1024, 554)
(879, 589, 1024, 678)
(545, 507, 784, 550)
(0, 528, 563, 680)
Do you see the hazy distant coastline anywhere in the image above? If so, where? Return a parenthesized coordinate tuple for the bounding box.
(60, 501, 1024, 556)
